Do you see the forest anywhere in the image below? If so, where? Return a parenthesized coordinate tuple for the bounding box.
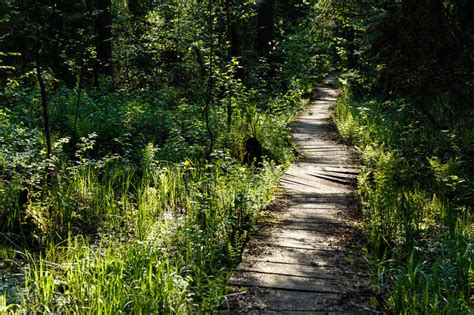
(0, 0, 472, 313)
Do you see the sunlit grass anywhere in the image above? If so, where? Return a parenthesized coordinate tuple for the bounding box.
(0, 36, 315, 312)
(1, 157, 282, 313)
(334, 85, 472, 313)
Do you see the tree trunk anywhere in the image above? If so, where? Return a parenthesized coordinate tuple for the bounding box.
(204, 0, 215, 156)
(94, 0, 113, 81)
(35, 56, 52, 158)
(380, 70, 392, 103)
(256, 0, 275, 57)
(281, 0, 305, 23)
(343, 26, 358, 69)
(225, 0, 245, 83)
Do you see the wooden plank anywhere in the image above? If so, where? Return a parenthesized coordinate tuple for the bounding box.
(273, 221, 343, 232)
(280, 216, 341, 224)
(252, 235, 339, 249)
(220, 287, 343, 313)
(241, 244, 348, 266)
(236, 260, 357, 279)
(229, 270, 346, 293)
(308, 173, 354, 185)
(256, 226, 335, 239)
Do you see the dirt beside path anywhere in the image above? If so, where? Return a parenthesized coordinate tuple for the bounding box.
(222, 76, 374, 314)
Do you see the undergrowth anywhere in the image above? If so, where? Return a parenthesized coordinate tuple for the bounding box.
(334, 83, 473, 313)
(2, 160, 281, 313)
(0, 3, 331, 311)
(0, 66, 317, 314)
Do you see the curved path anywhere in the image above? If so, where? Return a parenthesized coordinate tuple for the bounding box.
(223, 76, 372, 313)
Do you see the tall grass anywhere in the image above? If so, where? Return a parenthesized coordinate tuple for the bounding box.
(0, 71, 308, 312)
(21, 238, 192, 313)
(334, 86, 472, 313)
(1, 157, 282, 313)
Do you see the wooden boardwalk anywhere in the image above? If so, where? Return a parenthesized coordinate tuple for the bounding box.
(223, 77, 373, 313)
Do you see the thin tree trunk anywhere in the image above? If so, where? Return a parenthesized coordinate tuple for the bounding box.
(224, 0, 244, 128)
(94, 0, 113, 81)
(256, 0, 275, 57)
(35, 56, 52, 158)
(205, 0, 215, 156)
(380, 70, 392, 103)
(32, 2, 52, 158)
(73, 75, 82, 140)
(225, 0, 245, 82)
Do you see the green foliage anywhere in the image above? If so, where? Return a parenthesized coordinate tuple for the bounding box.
(22, 238, 193, 313)
(0, 0, 334, 312)
(2, 157, 282, 313)
(330, 1, 474, 311)
(334, 85, 472, 313)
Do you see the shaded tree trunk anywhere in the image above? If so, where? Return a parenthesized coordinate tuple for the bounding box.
(35, 56, 51, 158)
(204, 0, 215, 156)
(256, 0, 275, 57)
(224, 0, 245, 127)
(343, 25, 358, 69)
(380, 70, 392, 103)
(32, 0, 51, 158)
(225, 0, 245, 83)
(281, 0, 306, 23)
(94, 0, 113, 81)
